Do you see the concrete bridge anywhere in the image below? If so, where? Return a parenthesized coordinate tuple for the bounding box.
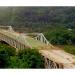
(0, 26, 75, 69)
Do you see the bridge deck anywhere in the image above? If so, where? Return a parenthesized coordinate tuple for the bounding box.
(40, 50, 75, 63)
(40, 50, 75, 68)
(0, 29, 52, 50)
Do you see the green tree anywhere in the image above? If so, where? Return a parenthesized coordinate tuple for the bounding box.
(0, 43, 16, 68)
(18, 48, 44, 68)
(0, 42, 44, 68)
(45, 27, 75, 45)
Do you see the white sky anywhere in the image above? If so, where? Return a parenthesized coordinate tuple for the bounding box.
(0, 0, 74, 6)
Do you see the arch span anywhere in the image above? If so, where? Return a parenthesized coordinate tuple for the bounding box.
(0, 32, 26, 50)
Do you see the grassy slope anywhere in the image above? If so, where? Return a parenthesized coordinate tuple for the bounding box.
(56, 45, 75, 55)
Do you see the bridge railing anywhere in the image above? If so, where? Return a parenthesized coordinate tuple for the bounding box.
(0, 25, 14, 31)
(34, 33, 50, 45)
(20, 33, 52, 46)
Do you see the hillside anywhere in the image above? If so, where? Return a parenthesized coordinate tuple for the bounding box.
(0, 7, 75, 32)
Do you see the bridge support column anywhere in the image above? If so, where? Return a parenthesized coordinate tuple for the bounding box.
(44, 57, 63, 69)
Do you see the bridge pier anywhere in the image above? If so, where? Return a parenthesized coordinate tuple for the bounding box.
(44, 57, 63, 69)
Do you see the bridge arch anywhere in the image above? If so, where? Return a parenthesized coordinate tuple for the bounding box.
(43, 56, 64, 69)
(0, 32, 27, 51)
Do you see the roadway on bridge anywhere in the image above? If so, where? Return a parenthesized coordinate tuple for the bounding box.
(0, 29, 53, 50)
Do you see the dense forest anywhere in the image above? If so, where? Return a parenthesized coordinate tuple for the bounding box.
(0, 42, 44, 68)
(0, 7, 75, 32)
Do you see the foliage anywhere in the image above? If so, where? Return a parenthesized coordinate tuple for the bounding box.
(1, 7, 75, 32)
(18, 49, 44, 68)
(0, 43, 16, 56)
(63, 45, 75, 55)
(45, 27, 75, 45)
(0, 48, 9, 68)
(0, 43, 44, 68)
(0, 43, 16, 68)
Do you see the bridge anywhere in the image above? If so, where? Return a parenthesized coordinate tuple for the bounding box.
(0, 26, 75, 69)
